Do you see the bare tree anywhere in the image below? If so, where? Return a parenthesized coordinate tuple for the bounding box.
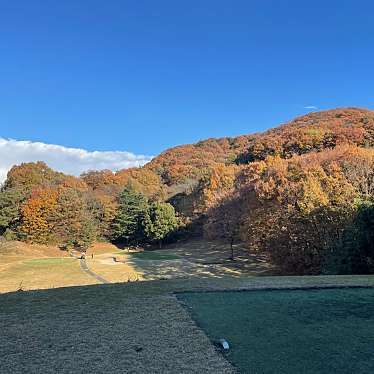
(205, 193, 245, 260)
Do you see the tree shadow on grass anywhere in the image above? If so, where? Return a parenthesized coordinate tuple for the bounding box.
(120, 239, 274, 281)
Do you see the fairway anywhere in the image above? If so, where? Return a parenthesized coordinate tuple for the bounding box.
(0, 239, 272, 293)
(126, 251, 180, 260)
(23, 258, 75, 266)
(179, 288, 374, 374)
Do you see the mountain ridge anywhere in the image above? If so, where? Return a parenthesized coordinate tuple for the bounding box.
(145, 107, 373, 185)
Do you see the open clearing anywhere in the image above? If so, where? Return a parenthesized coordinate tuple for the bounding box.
(0, 242, 96, 292)
(94, 240, 273, 283)
(179, 288, 374, 374)
(2, 276, 374, 373)
(0, 239, 272, 293)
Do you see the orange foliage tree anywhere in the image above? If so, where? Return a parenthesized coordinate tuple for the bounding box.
(235, 146, 373, 273)
(4, 162, 64, 191)
(19, 188, 59, 244)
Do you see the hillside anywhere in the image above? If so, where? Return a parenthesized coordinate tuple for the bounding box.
(2, 107, 374, 276)
(145, 135, 254, 185)
(146, 107, 374, 186)
(237, 107, 374, 163)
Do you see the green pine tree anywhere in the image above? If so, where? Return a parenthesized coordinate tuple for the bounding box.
(0, 188, 25, 237)
(112, 185, 149, 245)
(145, 202, 179, 248)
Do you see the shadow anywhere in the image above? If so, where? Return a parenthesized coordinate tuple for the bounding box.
(123, 239, 274, 281)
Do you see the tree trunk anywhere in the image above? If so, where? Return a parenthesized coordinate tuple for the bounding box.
(230, 237, 234, 260)
(159, 240, 162, 249)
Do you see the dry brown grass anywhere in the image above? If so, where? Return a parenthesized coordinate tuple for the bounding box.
(117, 239, 273, 281)
(2, 275, 374, 373)
(0, 284, 234, 374)
(81, 239, 273, 284)
(3, 241, 374, 373)
(0, 241, 96, 293)
(83, 242, 144, 282)
(0, 239, 273, 293)
(85, 256, 143, 283)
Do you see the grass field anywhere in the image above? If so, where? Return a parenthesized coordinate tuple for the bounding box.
(23, 258, 76, 266)
(2, 240, 374, 372)
(0, 239, 273, 292)
(124, 251, 180, 261)
(0, 242, 97, 292)
(179, 288, 374, 374)
(2, 276, 374, 373)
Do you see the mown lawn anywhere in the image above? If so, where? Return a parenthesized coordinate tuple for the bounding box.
(2, 277, 374, 373)
(23, 257, 75, 266)
(0, 282, 233, 374)
(115, 250, 180, 261)
(179, 288, 374, 374)
(129, 251, 180, 260)
(0, 256, 96, 292)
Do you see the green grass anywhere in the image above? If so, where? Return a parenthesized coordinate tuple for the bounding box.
(24, 258, 74, 266)
(179, 288, 374, 374)
(116, 251, 180, 261)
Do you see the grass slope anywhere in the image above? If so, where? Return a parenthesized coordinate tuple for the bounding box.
(0, 239, 272, 292)
(0, 241, 101, 292)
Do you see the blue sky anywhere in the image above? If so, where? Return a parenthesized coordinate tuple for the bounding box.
(0, 0, 373, 177)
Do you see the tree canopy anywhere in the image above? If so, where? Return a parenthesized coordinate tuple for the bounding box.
(2, 108, 374, 275)
(145, 202, 179, 247)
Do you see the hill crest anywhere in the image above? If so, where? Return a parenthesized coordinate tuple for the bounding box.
(146, 107, 373, 185)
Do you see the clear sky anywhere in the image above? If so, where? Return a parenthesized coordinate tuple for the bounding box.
(0, 0, 373, 159)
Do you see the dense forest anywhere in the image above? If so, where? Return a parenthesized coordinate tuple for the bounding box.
(1, 107, 374, 275)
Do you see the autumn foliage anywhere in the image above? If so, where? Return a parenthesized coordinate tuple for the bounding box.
(19, 188, 59, 244)
(2, 108, 374, 274)
(204, 144, 374, 273)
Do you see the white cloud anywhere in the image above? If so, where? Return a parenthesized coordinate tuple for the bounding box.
(0, 138, 153, 183)
(304, 105, 318, 110)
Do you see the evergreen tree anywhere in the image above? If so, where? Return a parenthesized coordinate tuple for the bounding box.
(145, 202, 179, 248)
(112, 185, 149, 244)
(0, 188, 25, 236)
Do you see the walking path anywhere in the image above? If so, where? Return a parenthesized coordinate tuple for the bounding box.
(79, 258, 109, 284)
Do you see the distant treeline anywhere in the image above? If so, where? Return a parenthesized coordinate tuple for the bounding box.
(0, 162, 179, 249)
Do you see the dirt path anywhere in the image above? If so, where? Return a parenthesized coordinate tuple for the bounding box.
(79, 258, 109, 284)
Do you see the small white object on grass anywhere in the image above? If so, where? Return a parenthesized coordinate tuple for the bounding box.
(219, 338, 230, 350)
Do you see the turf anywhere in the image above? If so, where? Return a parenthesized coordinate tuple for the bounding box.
(0, 256, 95, 293)
(0, 284, 233, 374)
(179, 288, 374, 374)
(2, 278, 374, 372)
(24, 258, 75, 266)
(0, 239, 273, 293)
(124, 251, 180, 261)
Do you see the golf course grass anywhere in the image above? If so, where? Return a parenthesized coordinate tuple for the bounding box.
(179, 287, 374, 374)
(121, 251, 180, 261)
(2, 277, 374, 372)
(23, 258, 75, 266)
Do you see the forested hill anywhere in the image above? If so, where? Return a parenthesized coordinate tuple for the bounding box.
(1, 107, 374, 276)
(146, 107, 374, 185)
